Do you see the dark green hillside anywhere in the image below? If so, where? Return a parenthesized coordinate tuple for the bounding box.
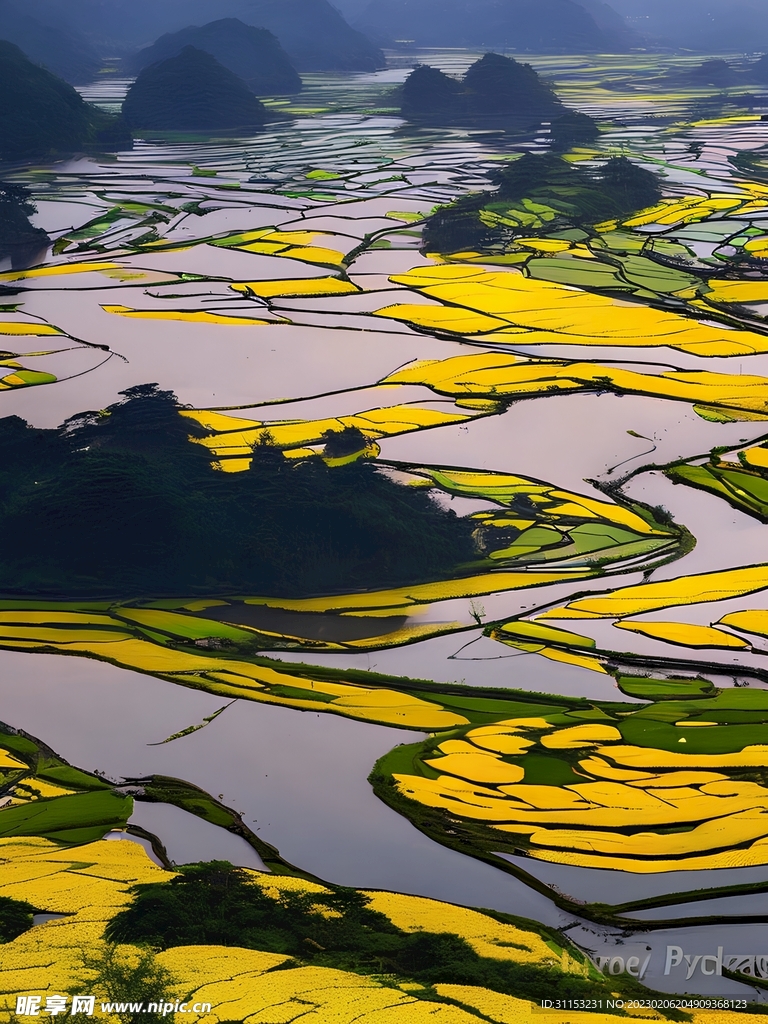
(401, 65, 464, 121)
(686, 58, 742, 87)
(0, 5, 100, 84)
(0, 385, 475, 599)
(0, 41, 130, 162)
(401, 53, 567, 127)
(104, 862, 635, 1008)
(463, 53, 564, 120)
(0, 896, 36, 943)
(123, 47, 267, 133)
(0, 181, 49, 263)
(130, 19, 301, 95)
(550, 110, 600, 150)
(423, 153, 661, 252)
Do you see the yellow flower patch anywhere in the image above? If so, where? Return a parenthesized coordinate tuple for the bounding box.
(385, 351, 768, 420)
(704, 279, 768, 304)
(0, 323, 61, 336)
(393, 699, 768, 871)
(0, 838, 167, 1003)
(216, 229, 347, 267)
(433, 985, 662, 1024)
(599, 744, 768, 770)
(0, 750, 28, 770)
(469, 734, 535, 755)
(622, 192, 751, 229)
(0, 263, 120, 282)
(613, 620, 749, 648)
(423, 753, 526, 785)
(230, 277, 359, 298)
(394, 774, 525, 820)
(182, 403, 478, 464)
(718, 609, 768, 639)
(102, 306, 271, 326)
(363, 891, 557, 966)
(741, 446, 768, 470)
(540, 724, 622, 749)
(540, 563, 768, 619)
(377, 265, 768, 356)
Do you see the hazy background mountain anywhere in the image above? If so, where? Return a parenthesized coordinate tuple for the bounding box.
(602, 0, 768, 52)
(0, 2, 101, 82)
(576, 0, 640, 48)
(347, 0, 640, 51)
(129, 19, 302, 94)
(8, 0, 385, 70)
(123, 46, 268, 130)
(337, 0, 768, 54)
(3, 0, 767, 78)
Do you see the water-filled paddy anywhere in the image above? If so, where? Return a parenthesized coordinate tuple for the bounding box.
(0, 649, 566, 923)
(6, 50, 768, 1007)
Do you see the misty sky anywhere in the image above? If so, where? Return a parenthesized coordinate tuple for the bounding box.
(334, 0, 768, 52)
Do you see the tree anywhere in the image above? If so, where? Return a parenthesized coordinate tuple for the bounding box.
(0, 180, 49, 261)
(69, 943, 178, 1024)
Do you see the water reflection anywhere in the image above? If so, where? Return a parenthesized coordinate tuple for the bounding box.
(4, 51, 768, 1001)
(0, 649, 563, 924)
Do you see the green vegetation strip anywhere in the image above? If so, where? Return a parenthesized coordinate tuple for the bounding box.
(106, 862, 685, 1018)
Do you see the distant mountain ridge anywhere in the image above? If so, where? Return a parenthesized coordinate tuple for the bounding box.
(576, 0, 640, 49)
(353, 0, 632, 51)
(227, 0, 384, 71)
(660, 56, 768, 89)
(0, 2, 101, 83)
(18, 0, 385, 72)
(608, 0, 768, 53)
(0, 40, 130, 161)
(130, 19, 302, 94)
(123, 46, 268, 132)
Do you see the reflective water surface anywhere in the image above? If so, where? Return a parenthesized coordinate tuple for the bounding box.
(5, 51, 768, 998)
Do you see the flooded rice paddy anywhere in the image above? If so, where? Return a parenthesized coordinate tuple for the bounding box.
(6, 51, 768, 998)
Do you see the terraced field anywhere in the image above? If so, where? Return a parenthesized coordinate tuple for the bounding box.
(5, 50, 768, 1020)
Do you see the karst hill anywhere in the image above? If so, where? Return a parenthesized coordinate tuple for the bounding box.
(123, 46, 268, 133)
(0, 3, 101, 84)
(130, 19, 302, 95)
(0, 41, 130, 162)
(401, 53, 574, 129)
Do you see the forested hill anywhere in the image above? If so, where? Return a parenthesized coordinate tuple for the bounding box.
(0, 387, 475, 599)
(0, 42, 130, 161)
(130, 19, 302, 95)
(16, 0, 385, 73)
(0, 4, 100, 83)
